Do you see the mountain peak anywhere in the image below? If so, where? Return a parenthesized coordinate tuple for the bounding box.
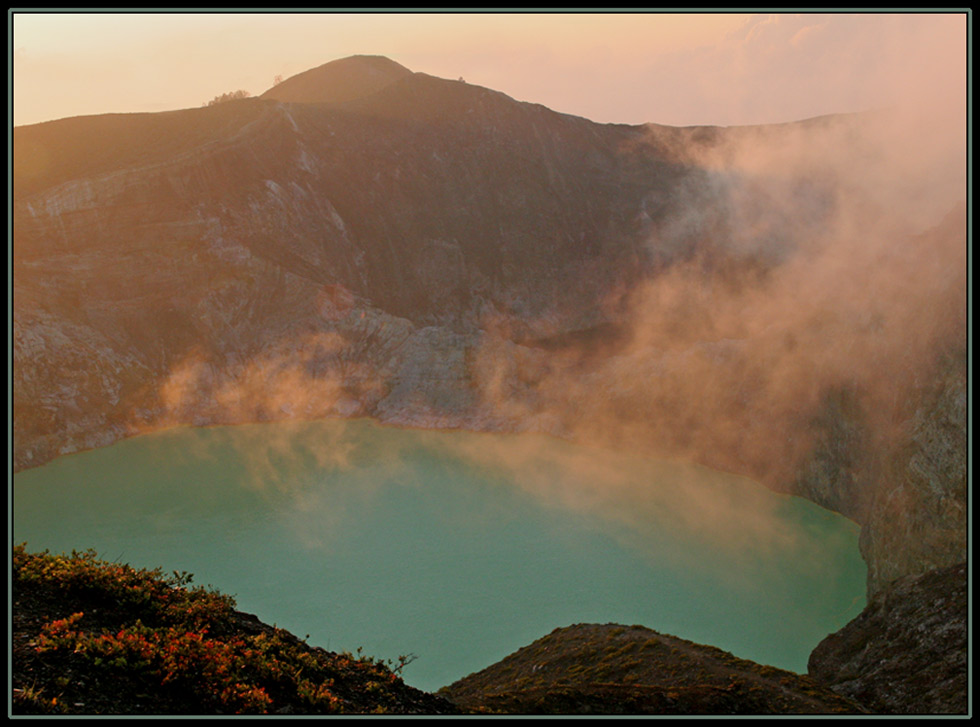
(260, 55, 413, 105)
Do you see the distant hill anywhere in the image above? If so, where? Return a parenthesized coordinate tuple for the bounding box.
(12, 55, 965, 588)
(12, 100, 269, 200)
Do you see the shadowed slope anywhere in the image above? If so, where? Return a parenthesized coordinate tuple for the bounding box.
(439, 623, 867, 715)
(808, 562, 968, 714)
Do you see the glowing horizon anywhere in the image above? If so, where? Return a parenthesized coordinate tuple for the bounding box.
(11, 11, 966, 129)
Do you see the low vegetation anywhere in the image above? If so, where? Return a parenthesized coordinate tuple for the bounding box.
(205, 89, 251, 106)
(11, 544, 455, 715)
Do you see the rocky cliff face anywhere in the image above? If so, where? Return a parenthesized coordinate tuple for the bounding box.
(11, 58, 738, 471)
(859, 353, 967, 594)
(785, 205, 967, 595)
(808, 562, 968, 714)
(13, 55, 966, 645)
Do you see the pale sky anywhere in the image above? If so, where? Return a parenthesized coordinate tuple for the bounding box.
(10, 11, 968, 128)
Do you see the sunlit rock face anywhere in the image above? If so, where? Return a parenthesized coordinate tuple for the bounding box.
(12, 56, 966, 606)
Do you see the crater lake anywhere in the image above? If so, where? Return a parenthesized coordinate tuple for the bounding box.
(12, 418, 866, 692)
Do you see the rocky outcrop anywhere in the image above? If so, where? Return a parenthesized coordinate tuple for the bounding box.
(808, 562, 968, 714)
(786, 347, 967, 596)
(859, 354, 968, 594)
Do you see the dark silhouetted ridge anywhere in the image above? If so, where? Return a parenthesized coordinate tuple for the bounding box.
(260, 55, 413, 105)
(439, 623, 867, 715)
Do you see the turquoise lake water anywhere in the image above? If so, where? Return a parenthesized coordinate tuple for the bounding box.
(12, 418, 866, 692)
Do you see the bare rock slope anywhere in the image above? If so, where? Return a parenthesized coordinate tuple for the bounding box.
(808, 561, 968, 714)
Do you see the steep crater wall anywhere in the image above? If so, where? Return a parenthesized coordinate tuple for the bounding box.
(13, 68, 967, 613)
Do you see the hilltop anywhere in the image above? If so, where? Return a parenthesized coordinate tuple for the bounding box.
(440, 623, 866, 715)
(259, 55, 412, 105)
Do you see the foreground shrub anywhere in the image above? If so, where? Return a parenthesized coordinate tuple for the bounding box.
(14, 544, 235, 631)
(12, 544, 412, 715)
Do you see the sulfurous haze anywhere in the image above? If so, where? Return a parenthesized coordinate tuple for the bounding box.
(470, 96, 966, 499)
(138, 100, 965, 576)
(137, 43, 966, 540)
